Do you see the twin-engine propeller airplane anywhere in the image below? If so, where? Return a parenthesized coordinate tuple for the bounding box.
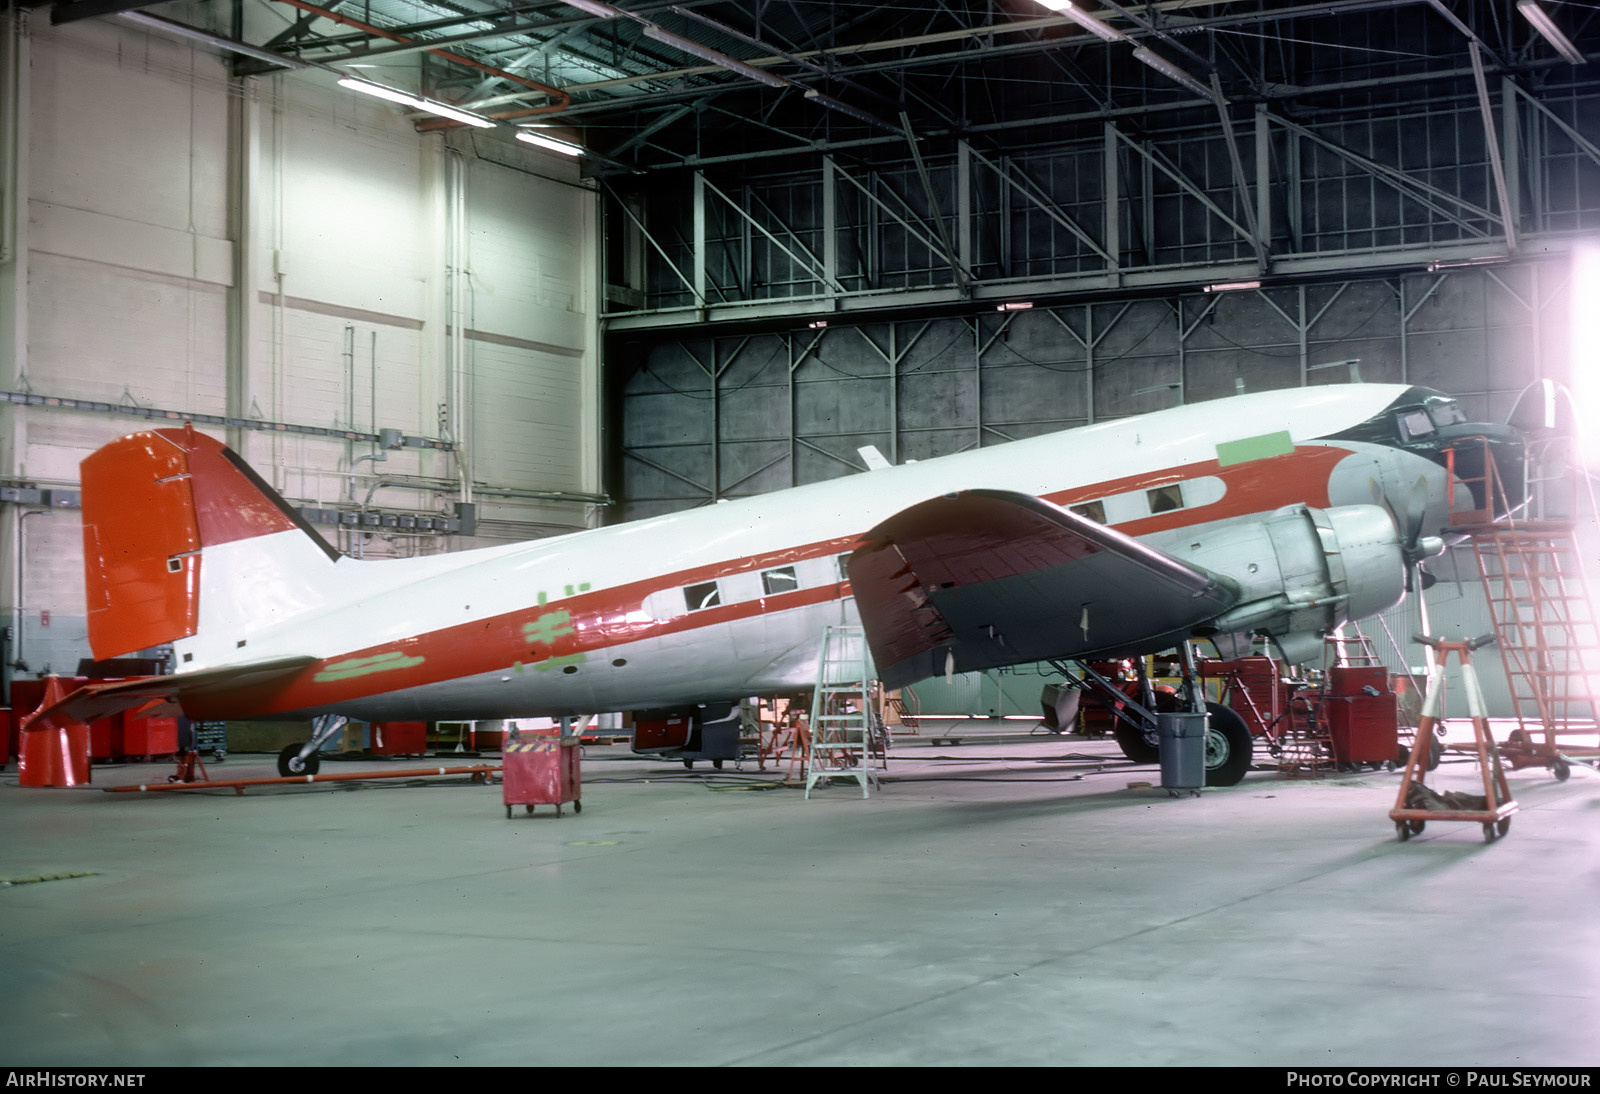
(29, 382, 1522, 787)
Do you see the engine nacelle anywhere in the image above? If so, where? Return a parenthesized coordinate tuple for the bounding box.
(1174, 504, 1406, 664)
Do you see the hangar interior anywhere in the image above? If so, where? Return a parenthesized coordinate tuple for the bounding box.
(1, 0, 1599, 1069)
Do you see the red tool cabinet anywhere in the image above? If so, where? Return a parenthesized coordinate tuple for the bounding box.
(501, 727, 582, 817)
(371, 720, 427, 756)
(1326, 665, 1399, 767)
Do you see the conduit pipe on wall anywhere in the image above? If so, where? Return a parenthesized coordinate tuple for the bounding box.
(269, 0, 569, 122)
(1, 1, 22, 265)
(445, 151, 473, 507)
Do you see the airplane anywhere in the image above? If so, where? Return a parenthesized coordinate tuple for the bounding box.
(26, 381, 1524, 788)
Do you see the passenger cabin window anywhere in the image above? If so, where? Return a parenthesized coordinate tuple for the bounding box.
(1147, 484, 1183, 514)
(684, 581, 721, 611)
(762, 566, 799, 595)
(1070, 500, 1106, 524)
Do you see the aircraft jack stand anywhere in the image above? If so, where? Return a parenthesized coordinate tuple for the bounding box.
(1389, 635, 1517, 843)
(168, 750, 210, 784)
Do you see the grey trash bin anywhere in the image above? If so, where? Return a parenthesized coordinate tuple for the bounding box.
(1158, 711, 1207, 791)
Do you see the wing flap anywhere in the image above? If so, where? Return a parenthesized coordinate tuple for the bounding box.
(847, 490, 1240, 689)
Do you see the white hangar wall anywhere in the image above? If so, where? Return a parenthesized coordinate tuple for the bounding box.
(0, 11, 600, 684)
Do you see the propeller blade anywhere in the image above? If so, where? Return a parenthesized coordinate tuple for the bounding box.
(1403, 475, 1429, 548)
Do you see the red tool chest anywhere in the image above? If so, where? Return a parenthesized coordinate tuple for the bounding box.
(1326, 665, 1399, 767)
(371, 720, 428, 756)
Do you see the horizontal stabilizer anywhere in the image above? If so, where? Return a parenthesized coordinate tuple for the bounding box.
(847, 489, 1240, 689)
(20, 657, 318, 734)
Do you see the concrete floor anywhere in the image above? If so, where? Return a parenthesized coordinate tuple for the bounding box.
(1, 721, 1596, 1068)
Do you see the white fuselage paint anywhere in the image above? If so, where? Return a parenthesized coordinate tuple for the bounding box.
(173, 384, 1443, 720)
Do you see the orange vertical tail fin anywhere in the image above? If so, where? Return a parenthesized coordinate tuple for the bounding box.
(81, 427, 338, 660)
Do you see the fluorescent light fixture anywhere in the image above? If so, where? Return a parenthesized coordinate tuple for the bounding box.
(1032, 0, 1127, 43)
(338, 77, 495, 128)
(807, 320, 829, 329)
(1518, 1, 1586, 65)
(1132, 47, 1217, 103)
(563, 0, 621, 17)
(642, 26, 788, 88)
(803, 89, 897, 131)
(516, 130, 584, 156)
(996, 301, 1034, 311)
(1426, 254, 1507, 272)
(1204, 280, 1260, 293)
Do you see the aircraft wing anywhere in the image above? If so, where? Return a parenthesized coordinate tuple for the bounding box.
(847, 489, 1241, 689)
(19, 657, 317, 732)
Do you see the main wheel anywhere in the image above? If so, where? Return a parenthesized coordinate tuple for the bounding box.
(277, 743, 320, 777)
(1203, 702, 1253, 787)
(1111, 685, 1178, 764)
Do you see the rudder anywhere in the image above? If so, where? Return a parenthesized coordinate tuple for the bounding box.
(82, 427, 338, 660)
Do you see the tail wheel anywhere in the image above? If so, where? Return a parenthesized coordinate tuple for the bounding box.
(277, 743, 321, 778)
(1203, 702, 1253, 787)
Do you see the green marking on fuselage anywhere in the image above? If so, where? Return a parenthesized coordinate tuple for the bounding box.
(315, 650, 426, 683)
(533, 653, 588, 672)
(522, 610, 575, 646)
(1215, 430, 1294, 467)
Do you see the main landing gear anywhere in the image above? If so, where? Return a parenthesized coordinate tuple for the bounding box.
(1057, 652, 1254, 788)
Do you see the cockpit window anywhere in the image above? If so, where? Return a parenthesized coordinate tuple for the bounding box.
(1428, 399, 1467, 427)
(1396, 408, 1435, 442)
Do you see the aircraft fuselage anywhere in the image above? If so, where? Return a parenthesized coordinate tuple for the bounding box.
(136, 382, 1516, 722)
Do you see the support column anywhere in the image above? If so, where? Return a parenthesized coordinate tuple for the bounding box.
(1255, 104, 1272, 258)
(1103, 122, 1119, 278)
(823, 157, 837, 302)
(693, 170, 707, 312)
(1501, 76, 1520, 234)
(0, 2, 31, 703)
(226, 76, 260, 454)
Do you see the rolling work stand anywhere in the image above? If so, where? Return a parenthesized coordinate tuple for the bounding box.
(502, 722, 582, 818)
(1389, 635, 1517, 844)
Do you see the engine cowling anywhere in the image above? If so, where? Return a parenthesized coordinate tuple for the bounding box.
(1176, 504, 1406, 664)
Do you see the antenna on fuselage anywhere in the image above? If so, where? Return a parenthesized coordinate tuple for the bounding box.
(1132, 382, 1182, 407)
(1310, 357, 1362, 383)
